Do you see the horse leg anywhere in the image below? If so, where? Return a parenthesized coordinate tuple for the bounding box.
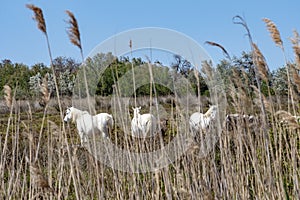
(79, 131, 87, 145)
(98, 125, 108, 138)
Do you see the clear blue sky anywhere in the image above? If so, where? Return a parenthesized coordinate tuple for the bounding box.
(1, 0, 300, 71)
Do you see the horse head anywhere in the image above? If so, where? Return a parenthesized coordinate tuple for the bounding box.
(64, 106, 74, 122)
(205, 105, 218, 119)
(132, 106, 141, 118)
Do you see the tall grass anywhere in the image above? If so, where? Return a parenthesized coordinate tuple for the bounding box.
(0, 8, 299, 199)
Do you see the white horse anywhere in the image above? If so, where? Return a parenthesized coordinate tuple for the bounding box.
(131, 107, 157, 137)
(189, 105, 218, 132)
(64, 107, 114, 145)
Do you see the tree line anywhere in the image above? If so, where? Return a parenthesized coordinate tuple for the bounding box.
(0, 52, 296, 100)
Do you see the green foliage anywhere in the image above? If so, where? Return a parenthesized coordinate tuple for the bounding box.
(0, 60, 32, 98)
(0, 57, 79, 99)
(271, 67, 289, 96)
(96, 60, 175, 97)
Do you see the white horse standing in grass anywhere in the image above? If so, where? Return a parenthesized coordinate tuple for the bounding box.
(189, 105, 218, 133)
(64, 107, 114, 145)
(131, 107, 157, 137)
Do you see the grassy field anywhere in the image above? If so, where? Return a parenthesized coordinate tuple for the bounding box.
(0, 90, 299, 199)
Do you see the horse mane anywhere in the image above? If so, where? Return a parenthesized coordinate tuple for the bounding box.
(204, 105, 217, 118)
(71, 107, 89, 123)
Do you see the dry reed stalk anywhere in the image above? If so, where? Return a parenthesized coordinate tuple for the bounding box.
(252, 43, 269, 81)
(65, 10, 92, 112)
(65, 12, 101, 198)
(231, 68, 242, 86)
(4, 85, 12, 108)
(201, 60, 213, 80)
(230, 69, 250, 108)
(234, 15, 269, 138)
(27, 4, 65, 122)
(130, 39, 137, 107)
(193, 68, 202, 112)
(251, 85, 271, 112)
(262, 18, 283, 47)
(263, 17, 296, 115)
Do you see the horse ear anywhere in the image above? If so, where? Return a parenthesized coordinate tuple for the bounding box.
(139, 106, 141, 109)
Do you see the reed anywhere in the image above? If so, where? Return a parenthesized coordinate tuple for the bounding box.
(26, 4, 46, 34)
(3, 85, 12, 108)
(290, 30, 300, 69)
(262, 18, 283, 47)
(65, 10, 82, 51)
(26, 4, 64, 120)
(40, 74, 50, 105)
(263, 17, 296, 115)
(26, 157, 55, 196)
(252, 43, 269, 81)
(65, 10, 91, 111)
(205, 41, 231, 60)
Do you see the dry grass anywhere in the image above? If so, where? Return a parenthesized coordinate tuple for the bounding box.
(0, 84, 299, 199)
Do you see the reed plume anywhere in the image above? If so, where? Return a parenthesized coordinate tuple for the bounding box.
(205, 41, 231, 60)
(26, 4, 46, 34)
(40, 74, 50, 105)
(4, 85, 12, 108)
(252, 43, 269, 81)
(262, 18, 283, 47)
(290, 30, 300, 70)
(65, 10, 82, 50)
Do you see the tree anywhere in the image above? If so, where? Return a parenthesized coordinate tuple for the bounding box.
(30, 63, 51, 76)
(0, 60, 32, 98)
(52, 56, 80, 75)
(271, 67, 288, 96)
